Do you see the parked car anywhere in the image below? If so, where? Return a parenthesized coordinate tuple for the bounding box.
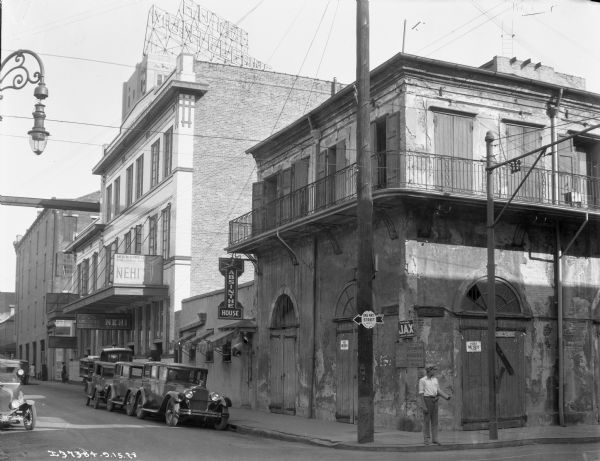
(85, 361, 116, 409)
(17, 360, 29, 385)
(0, 358, 36, 430)
(131, 362, 231, 429)
(79, 356, 99, 390)
(99, 347, 134, 363)
(105, 361, 145, 414)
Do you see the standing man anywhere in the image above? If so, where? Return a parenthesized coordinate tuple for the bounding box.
(419, 365, 451, 445)
(61, 362, 68, 383)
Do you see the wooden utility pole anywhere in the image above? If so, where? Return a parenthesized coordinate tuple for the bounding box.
(355, 0, 374, 444)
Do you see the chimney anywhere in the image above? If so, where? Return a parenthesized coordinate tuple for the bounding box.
(331, 77, 338, 96)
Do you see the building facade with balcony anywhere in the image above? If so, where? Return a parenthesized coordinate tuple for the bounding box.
(227, 53, 600, 430)
(63, 53, 340, 361)
(13, 194, 100, 381)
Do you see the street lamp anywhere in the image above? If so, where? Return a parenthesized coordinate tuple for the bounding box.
(0, 49, 49, 155)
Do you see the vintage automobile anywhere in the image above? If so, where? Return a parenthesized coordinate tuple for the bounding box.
(0, 359, 36, 430)
(131, 362, 231, 429)
(99, 347, 133, 363)
(105, 361, 145, 414)
(79, 355, 99, 390)
(17, 360, 30, 385)
(85, 361, 116, 409)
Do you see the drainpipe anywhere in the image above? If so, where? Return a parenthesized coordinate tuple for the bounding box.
(549, 89, 565, 426)
(310, 235, 318, 418)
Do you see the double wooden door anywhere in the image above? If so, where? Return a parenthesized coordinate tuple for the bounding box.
(269, 329, 297, 415)
(462, 327, 526, 430)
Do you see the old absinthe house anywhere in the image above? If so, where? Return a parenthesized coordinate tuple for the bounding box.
(227, 53, 600, 431)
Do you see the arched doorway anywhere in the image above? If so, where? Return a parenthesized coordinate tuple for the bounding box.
(269, 294, 298, 415)
(334, 282, 358, 423)
(459, 277, 528, 430)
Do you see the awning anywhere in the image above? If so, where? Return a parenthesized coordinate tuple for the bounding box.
(206, 329, 237, 349)
(63, 285, 169, 314)
(190, 330, 214, 345)
(178, 332, 197, 344)
(218, 319, 257, 332)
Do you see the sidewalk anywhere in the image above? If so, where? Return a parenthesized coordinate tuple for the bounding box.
(228, 407, 600, 452)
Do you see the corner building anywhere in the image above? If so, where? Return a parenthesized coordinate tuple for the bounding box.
(227, 53, 600, 430)
(64, 53, 340, 361)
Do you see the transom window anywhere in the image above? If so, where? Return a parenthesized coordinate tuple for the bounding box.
(462, 278, 521, 315)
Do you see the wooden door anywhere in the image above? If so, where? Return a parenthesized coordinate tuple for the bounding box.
(462, 328, 525, 429)
(283, 334, 297, 414)
(269, 330, 297, 415)
(269, 332, 284, 413)
(434, 112, 473, 192)
(335, 324, 357, 423)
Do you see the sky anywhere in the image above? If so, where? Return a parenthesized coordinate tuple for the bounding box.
(1, 0, 600, 292)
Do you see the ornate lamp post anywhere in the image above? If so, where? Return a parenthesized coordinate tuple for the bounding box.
(0, 49, 49, 155)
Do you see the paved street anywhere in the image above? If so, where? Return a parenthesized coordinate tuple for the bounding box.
(0, 381, 598, 461)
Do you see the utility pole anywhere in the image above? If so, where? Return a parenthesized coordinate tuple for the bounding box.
(485, 131, 498, 440)
(355, 0, 374, 444)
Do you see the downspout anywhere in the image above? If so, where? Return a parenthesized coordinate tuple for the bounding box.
(311, 235, 318, 418)
(549, 88, 565, 426)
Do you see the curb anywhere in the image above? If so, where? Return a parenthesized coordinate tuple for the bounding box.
(228, 423, 600, 452)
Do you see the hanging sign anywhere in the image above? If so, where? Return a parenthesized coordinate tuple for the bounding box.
(218, 258, 244, 320)
(353, 311, 383, 329)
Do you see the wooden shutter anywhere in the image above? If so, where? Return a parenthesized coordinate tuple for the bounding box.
(386, 112, 401, 186)
(280, 168, 292, 222)
(251, 181, 264, 235)
(335, 141, 347, 200)
(316, 149, 327, 209)
(292, 158, 309, 216)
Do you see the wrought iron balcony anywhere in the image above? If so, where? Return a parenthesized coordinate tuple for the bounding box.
(229, 150, 600, 247)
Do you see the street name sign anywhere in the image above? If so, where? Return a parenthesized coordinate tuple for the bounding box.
(353, 311, 383, 328)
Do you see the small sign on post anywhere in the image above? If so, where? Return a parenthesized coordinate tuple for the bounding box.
(353, 311, 384, 329)
(218, 257, 244, 320)
(398, 320, 415, 338)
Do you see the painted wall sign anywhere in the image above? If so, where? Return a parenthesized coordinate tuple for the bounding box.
(398, 320, 415, 337)
(340, 339, 349, 351)
(114, 254, 145, 284)
(496, 330, 516, 338)
(76, 313, 132, 330)
(466, 341, 482, 352)
(48, 336, 77, 349)
(396, 341, 425, 368)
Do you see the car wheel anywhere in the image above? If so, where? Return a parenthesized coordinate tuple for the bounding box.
(125, 393, 136, 416)
(23, 405, 36, 430)
(106, 390, 114, 412)
(93, 392, 100, 409)
(135, 396, 145, 419)
(213, 411, 229, 431)
(165, 399, 180, 427)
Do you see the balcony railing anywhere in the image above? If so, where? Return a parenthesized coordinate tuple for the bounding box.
(229, 150, 600, 246)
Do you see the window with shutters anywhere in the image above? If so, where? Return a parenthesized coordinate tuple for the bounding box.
(292, 157, 310, 217)
(503, 123, 544, 201)
(91, 253, 98, 292)
(124, 230, 132, 254)
(126, 165, 134, 207)
(433, 110, 474, 192)
(557, 136, 600, 207)
(149, 215, 158, 255)
(135, 155, 144, 200)
(105, 184, 113, 222)
(114, 177, 121, 216)
(134, 224, 143, 254)
(370, 112, 401, 189)
(161, 206, 171, 259)
(151, 140, 160, 188)
(163, 127, 173, 178)
(316, 141, 346, 209)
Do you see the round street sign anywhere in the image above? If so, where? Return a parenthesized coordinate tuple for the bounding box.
(361, 310, 377, 329)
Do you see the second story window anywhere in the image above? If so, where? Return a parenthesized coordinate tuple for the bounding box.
(135, 155, 144, 200)
(149, 215, 158, 255)
(106, 184, 113, 222)
(126, 165, 134, 207)
(151, 140, 160, 188)
(161, 206, 171, 259)
(134, 224, 142, 254)
(124, 230, 132, 254)
(163, 128, 173, 178)
(505, 123, 543, 200)
(91, 252, 98, 292)
(114, 177, 121, 216)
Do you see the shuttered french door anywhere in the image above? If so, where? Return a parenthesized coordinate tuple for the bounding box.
(269, 329, 297, 415)
(335, 323, 357, 423)
(433, 111, 473, 192)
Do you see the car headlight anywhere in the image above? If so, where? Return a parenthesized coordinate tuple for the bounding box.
(209, 392, 221, 402)
(184, 390, 194, 400)
(17, 369, 24, 377)
(9, 399, 23, 410)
